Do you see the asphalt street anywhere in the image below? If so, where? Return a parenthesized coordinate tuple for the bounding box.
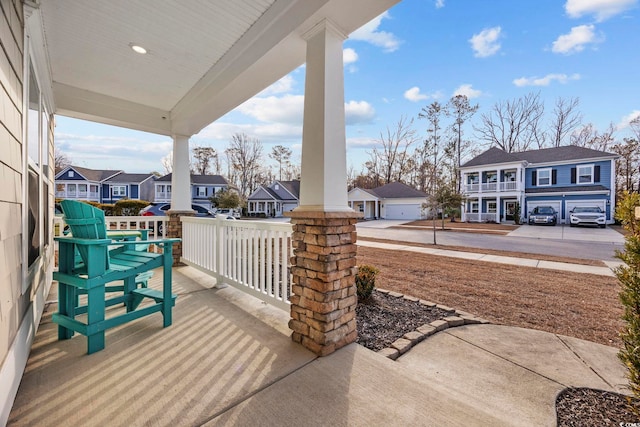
(355, 225, 624, 262)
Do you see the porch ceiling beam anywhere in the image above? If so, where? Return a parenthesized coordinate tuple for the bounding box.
(53, 82, 172, 135)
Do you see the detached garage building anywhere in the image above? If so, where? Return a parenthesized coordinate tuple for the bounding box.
(348, 182, 428, 220)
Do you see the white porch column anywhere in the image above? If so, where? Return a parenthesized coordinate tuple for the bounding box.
(287, 19, 361, 357)
(375, 200, 379, 219)
(496, 195, 501, 223)
(297, 20, 350, 212)
(171, 134, 192, 211)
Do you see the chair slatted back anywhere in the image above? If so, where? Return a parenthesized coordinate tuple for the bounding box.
(60, 200, 110, 270)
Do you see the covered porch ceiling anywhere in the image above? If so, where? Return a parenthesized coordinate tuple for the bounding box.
(35, 0, 400, 137)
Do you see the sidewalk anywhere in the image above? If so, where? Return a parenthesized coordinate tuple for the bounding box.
(357, 239, 621, 277)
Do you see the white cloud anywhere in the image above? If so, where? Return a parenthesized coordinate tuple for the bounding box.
(403, 87, 443, 102)
(258, 75, 295, 96)
(345, 101, 376, 125)
(435, 0, 445, 8)
(347, 137, 378, 150)
(343, 48, 358, 65)
(404, 86, 429, 102)
(469, 26, 502, 58)
(453, 84, 482, 99)
(237, 94, 304, 124)
(552, 25, 602, 54)
(350, 12, 401, 52)
(565, 0, 637, 21)
(512, 73, 581, 87)
(617, 110, 640, 130)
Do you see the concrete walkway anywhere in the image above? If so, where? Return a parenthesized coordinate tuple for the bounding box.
(8, 266, 629, 426)
(358, 239, 621, 276)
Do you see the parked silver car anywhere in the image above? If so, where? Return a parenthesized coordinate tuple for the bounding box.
(569, 206, 606, 228)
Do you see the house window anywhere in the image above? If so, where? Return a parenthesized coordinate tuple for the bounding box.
(487, 201, 497, 213)
(485, 172, 497, 183)
(470, 201, 479, 213)
(90, 184, 99, 195)
(69, 171, 74, 177)
(537, 168, 551, 186)
(112, 186, 126, 197)
(504, 170, 516, 181)
(197, 186, 206, 197)
(468, 174, 479, 184)
(578, 165, 594, 184)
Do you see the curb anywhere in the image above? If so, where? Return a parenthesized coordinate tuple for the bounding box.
(375, 289, 490, 360)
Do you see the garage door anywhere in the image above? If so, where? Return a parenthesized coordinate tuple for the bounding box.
(565, 200, 606, 217)
(526, 201, 562, 221)
(384, 204, 422, 220)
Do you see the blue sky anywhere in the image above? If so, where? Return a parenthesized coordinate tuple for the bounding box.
(56, 0, 640, 174)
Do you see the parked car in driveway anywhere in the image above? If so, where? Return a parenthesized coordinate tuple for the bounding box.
(569, 206, 606, 228)
(528, 206, 557, 226)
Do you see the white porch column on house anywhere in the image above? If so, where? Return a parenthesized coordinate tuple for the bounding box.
(171, 134, 192, 211)
(375, 200, 379, 219)
(287, 19, 361, 357)
(496, 195, 501, 223)
(297, 20, 350, 212)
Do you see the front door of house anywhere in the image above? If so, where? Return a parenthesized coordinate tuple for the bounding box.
(505, 201, 516, 221)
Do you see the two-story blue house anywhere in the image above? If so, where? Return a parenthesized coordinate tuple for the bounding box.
(55, 166, 156, 203)
(154, 173, 231, 209)
(459, 146, 618, 224)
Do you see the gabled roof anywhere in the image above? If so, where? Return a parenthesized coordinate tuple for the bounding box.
(462, 146, 618, 168)
(248, 186, 278, 201)
(275, 180, 300, 199)
(56, 165, 123, 182)
(156, 173, 228, 185)
(461, 147, 523, 168)
(366, 182, 428, 199)
(105, 173, 155, 184)
(514, 145, 618, 164)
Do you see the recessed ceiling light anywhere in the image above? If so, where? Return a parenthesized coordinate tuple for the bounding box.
(130, 43, 147, 54)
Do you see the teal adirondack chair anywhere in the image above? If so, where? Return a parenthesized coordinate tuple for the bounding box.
(53, 200, 180, 354)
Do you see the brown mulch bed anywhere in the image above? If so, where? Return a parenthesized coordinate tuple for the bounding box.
(358, 236, 606, 267)
(556, 388, 639, 426)
(355, 290, 453, 351)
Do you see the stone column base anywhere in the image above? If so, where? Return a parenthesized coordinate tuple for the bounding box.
(167, 210, 194, 265)
(285, 210, 362, 356)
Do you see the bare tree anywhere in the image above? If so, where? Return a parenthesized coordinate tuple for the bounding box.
(191, 146, 218, 175)
(54, 147, 71, 173)
(269, 145, 292, 181)
(446, 95, 478, 191)
(474, 92, 545, 152)
(570, 122, 616, 152)
(418, 101, 445, 193)
(368, 116, 418, 185)
(612, 138, 640, 193)
(225, 133, 264, 198)
(161, 152, 173, 174)
(549, 97, 582, 147)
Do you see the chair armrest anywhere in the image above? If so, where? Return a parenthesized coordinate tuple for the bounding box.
(54, 236, 112, 246)
(115, 238, 181, 246)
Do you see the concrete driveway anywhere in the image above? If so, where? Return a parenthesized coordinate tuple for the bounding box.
(508, 224, 625, 244)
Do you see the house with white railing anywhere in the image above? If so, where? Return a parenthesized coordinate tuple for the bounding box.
(247, 180, 300, 217)
(55, 166, 155, 203)
(460, 146, 618, 224)
(154, 173, 230, 209)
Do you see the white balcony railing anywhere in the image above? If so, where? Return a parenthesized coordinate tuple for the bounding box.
(464, 181, 519, 194)
(155, 192, 171, 201)
(182, 217, 293, 311)
(500, 181, 517, 191)
(481, 182, 497, 192)
(55, 191, 100, 200)
(465, 213, 499, 223)
(464, 183, 480, 193)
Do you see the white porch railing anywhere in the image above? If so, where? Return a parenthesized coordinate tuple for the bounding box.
(464, 183, 479, 193)
(481, 182, 497, 191)
(465, 213, 499, 223)
(181, 217, 293, 311)
(500, 181, 517, 191)
(53, 215, 169, 238)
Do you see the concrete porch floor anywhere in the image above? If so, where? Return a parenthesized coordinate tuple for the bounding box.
(8, 266, 629, 426)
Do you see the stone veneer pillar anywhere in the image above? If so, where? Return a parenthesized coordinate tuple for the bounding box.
(287, 210, 361, 356)
(166, 210, 194, 265)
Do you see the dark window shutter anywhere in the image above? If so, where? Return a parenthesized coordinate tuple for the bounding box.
(571, 168, 576, 184)
(551, 169, 557, 185)
(594, 165, 600, 182)
(531, 170, 537, 186)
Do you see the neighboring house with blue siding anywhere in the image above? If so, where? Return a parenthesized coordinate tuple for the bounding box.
(459, 146, 618, 224)
(154, 173, 230, 208)
(102, 173, 156, 204)
(55, 166, 122, 202)
(247, 180, 300, 217)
